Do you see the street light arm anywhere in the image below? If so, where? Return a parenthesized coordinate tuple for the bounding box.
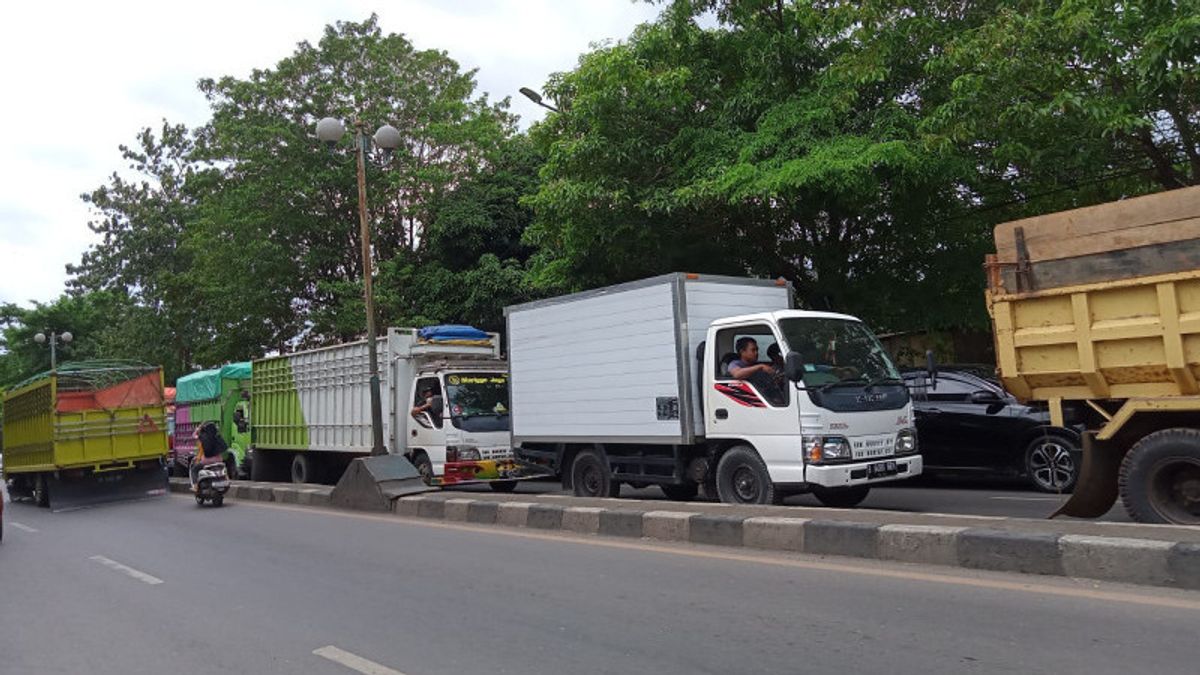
(520, 87, 559, 113)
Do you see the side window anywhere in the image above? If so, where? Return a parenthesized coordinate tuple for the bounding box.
(414, 377, 444, 429)
(713, 325, 788, 407)
(928, 375, 975, 402)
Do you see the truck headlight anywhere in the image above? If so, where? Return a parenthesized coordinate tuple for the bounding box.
(894, 429, 918, 455)
(806, 436, 852, 463)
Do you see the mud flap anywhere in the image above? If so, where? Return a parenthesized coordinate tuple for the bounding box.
(1051, 431, 1122, 519)
(47, 464, 169, 512)
(330, 455, 436, 512)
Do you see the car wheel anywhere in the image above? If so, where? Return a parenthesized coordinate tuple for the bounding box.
(1025, 435, 1079, 493)
(716, 446, 779, 505)
(489, 480, 518, 493)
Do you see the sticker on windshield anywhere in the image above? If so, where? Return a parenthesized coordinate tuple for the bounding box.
(448, 375, 461, 385)
(452, 375, 508, 385)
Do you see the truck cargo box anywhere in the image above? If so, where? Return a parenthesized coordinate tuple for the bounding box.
(252, 328, 501, 455)
(505, 273, 792, 445)
(985, 186, 1200, 401)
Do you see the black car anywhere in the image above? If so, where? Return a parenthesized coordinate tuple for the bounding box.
(901, 368, 1082, 492)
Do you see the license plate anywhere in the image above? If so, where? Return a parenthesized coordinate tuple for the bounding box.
(867, 461, 898, 478)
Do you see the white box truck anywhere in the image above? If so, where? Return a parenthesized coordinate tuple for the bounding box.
(508, 274, 922, 506)
(250, 327, 522, 491)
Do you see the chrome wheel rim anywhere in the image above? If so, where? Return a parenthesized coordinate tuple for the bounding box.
(1030, 441, 1075, 491)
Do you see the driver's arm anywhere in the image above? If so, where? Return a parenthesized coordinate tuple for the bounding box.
(729, 363, 773, 380)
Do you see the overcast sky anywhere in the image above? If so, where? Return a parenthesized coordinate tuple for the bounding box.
(0, 0, 659, 307)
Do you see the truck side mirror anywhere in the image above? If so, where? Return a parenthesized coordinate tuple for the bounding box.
(429, 395, 444, 418)
(784, 351, 805, 383)
(925, 349, 938, 389)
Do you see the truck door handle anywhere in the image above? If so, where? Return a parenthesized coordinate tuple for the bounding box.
(715, 409, 728, 420)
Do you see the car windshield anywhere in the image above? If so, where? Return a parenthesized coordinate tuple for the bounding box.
(778, 317, 900, 388)
(446, 372, 510, 432)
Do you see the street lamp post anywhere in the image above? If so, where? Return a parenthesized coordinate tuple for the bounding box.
(33, 331, 72, 370)
(315, 116, 402, 457)
(519, 87, 560, 113)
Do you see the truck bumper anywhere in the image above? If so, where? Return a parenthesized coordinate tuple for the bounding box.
(804, 455, 922, 488)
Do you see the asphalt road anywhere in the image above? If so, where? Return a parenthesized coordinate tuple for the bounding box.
(450, 476, 1130, 522)
(2, 495, 1193, 675)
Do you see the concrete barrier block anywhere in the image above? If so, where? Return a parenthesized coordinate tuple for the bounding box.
(959, 529, 1062, 575)
(879, 525, 965, 566)
(442, 498, 475, 522)
(805, 521, 880, 558)
(689, 515, 744, 547)
(497, 502, 535, 527)
(1168, 543, 1200, 590)
(394, 496, 425, 517)
(1060, 535, 1175, 586)
(743, 517, 807, 552)
(643, 511, 694, 542)
(527, 504, 565, 530)
(308, 492, 332, 508)
(417, 499, 445, 519)
(253, 486, 275, 502)
(599, 510, 644, 538)
(562, 507, 603, 534)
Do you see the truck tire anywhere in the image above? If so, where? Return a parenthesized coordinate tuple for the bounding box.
(411, 451, 434, 485)
(291, 454, 318, 485)
(489, 480, 519, 493)
(716, 446, 779, 505)
(659, 483, 699, 502)
(571, 449, 620, 498)
(225, 455, 239, 482)
(811, 485, 871, 508)
(1024, 434, 1079, 493)
(33, 474, 49, 508)
(1118, 428, 1200, 525)
(250, 451, 269, 482)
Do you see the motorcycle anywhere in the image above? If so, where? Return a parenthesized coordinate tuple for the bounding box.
(192, 457, 231, 507)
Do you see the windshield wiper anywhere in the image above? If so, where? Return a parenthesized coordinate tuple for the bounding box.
(817, 376, 868, 393)
(865, 377, 904, 389)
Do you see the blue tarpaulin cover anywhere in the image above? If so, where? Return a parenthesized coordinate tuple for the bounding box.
(417, 325, 489, 342)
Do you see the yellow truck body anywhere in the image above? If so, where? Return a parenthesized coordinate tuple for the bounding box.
(984, 186, 1200, 524)
(2, 363, 169, 510)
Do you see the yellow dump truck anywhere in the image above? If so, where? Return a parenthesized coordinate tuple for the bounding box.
(985, 185, 1200, 524)
(2, 362, 169, 511)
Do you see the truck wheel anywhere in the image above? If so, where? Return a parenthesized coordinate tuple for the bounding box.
(33, 474, 49, 508)
(291, 454, 318, 484)
(411, 452, 434, 484)
(489, 480, 519, 493)
(1025, 435, 1079, 493)
(571, 449, 620, 498)
(811, 485, 871, 508)
(716, 446, 779, 505)
(659, 483, 699, 502)
(225, 456, 239, 482)
(1119, 428, 1200, 525)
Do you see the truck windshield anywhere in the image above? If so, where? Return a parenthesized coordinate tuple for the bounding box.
(446, 373, 510, 433)
(778, 317, 900, 388)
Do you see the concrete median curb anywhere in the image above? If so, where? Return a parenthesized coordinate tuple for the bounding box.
(167, 478, 1200, 591)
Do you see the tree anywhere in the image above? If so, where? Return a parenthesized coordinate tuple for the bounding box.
(0, 293, 113, 387)
(926, 0, 1200, 197)
(527, 2, 985, 330)
(194, 15, 515, 346)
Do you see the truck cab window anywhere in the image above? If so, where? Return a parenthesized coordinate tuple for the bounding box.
(714, 325, 788, 407)
(413, 377, 443, 429)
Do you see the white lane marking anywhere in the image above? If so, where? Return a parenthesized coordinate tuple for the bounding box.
(990, 496, 1064, 502)
(313, 646, 407, 675)
(10, 522, 38, 533)
(89, 555, 164, 585)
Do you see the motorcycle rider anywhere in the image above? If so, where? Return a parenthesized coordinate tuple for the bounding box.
(190, 421, 230, 491)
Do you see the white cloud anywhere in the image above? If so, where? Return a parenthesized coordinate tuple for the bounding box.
(0, 0, 658, 306)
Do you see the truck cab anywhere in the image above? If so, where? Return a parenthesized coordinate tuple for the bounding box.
(702, 310, 921, 503)
(406, 363, 517, 489)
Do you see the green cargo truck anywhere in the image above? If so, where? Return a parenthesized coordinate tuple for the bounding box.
(2, 362, 169, 510)
(172, 363, 252, 478)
